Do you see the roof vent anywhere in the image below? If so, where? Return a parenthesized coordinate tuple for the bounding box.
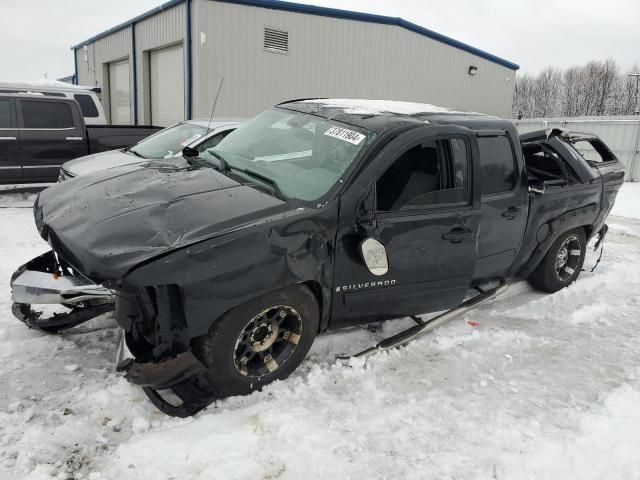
(264, 28, 289, 54)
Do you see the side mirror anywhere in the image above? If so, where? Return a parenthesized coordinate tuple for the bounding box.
(182, 146, 200, 158)
(359, 238, 389, 276)
(528, 180, 545, 195)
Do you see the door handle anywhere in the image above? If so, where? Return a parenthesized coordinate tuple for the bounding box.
(65, 136, 83, 141)
(502, 206, 520, 220)
(442, 227, 473, 244)
(0, 137, 16, 141)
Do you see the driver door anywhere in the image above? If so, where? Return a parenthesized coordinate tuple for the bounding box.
(331, 126, 482, 328)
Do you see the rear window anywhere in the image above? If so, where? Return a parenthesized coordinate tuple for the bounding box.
(478, 136, 516, 194)
(74, 93, 99, 118)
(0, 100, 11, 128)
(22, 101, 74, 129)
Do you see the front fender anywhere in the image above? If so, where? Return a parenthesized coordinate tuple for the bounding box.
(119, 208, 337, 337)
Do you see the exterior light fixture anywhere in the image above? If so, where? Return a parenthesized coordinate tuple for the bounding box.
(468, 66, 478, 75)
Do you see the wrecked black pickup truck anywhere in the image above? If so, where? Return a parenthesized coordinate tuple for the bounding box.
(11, 99, 624, 416)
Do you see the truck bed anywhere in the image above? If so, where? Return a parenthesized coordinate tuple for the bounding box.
(87, 125, 162, 154)
(512, 130, 625, 278)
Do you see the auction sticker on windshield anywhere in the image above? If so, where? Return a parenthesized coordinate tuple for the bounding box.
(324, 126, 365, 145)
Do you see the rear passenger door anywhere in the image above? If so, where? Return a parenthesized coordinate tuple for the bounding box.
(0, 98, 21, 182)
(17, 98, 86, 182)
(474, 131, 528, 280)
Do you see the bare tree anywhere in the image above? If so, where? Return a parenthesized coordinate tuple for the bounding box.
(513, 58, 639, 118)
(560, 66, 582, 117)
(594, 58, 618, 115)
(513, 73, 535, 118)
(532, 67, 562, 117)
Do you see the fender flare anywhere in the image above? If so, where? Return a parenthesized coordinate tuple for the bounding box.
(189, 279, 327, 339)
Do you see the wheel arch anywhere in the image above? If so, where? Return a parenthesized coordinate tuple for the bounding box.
(302, 280, 326, 332)
(519, 213, 595, 279)
(189, 280, 324, 340)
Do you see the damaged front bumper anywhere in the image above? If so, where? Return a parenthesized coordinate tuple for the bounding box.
(10, 250, 114, 332)
(12, 251, 215, 415)
(115, 328, 207, 389)
(115, 328, 213, 417)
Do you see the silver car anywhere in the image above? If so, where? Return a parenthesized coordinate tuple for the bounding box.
(59, 119, 241, 181)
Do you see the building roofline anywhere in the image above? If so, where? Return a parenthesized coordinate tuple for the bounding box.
(71, 0, 519, 71)
(71, 0, 184, 50)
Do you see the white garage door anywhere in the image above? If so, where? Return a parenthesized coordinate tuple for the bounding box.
(108, 59, 131, 125)
(150, 44, 185, 127)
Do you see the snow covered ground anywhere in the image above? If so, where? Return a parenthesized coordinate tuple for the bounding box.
(2, 186, 640, 480)
(611, 181, 640, 220)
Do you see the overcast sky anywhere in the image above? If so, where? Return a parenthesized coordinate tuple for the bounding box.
(1, 0, 638, 82)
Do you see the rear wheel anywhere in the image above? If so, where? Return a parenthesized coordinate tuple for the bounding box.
(191, 285, 319, 398)
(528, 228, 587, 293)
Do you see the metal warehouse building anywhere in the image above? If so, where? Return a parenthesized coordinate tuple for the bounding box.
(72, 0, 519, 126)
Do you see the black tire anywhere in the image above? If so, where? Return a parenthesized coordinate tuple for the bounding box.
(191, 285, 319, 398)
(528, 228, 587, 293)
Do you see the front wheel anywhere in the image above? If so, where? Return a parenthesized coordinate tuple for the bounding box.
(528, 228, 587, 293)
(191, 285, 319, 398)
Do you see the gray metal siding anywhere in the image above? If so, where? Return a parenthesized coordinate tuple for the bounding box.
(191, 0, 515, 119)
(75, 0, 516, 124)
(135, 3, 186, 124)
(75, 28, 132, 123)
(75, 4, 185, 125)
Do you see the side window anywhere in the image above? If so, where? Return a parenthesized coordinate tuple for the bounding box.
(376, 138, 469, 212)
(0, 100, 12, 128)
(570, 139, 614, 164)
(197, 130, 234, 152)
(73, 94, 99, 118)
(22, 101, 74, 129)
(478, 135, 516, 194)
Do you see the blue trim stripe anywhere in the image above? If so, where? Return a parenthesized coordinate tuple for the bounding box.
(71, 0, 519, 70)
(185, 0, 193, 119)
(73, 50, 78, 85)
(131, 24, 138, 124)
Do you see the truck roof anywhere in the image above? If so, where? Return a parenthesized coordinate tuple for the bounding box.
(0, 92, 77, 101)
(279, 98, 511, 134)
(0, 80, 96, 93)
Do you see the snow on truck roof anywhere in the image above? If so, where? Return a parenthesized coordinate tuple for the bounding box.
(0, 80, 97, 92)
(302, 99, 485, 117)
(282, 98, 508, 135)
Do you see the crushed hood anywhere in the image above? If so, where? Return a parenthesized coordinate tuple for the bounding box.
(35, 160, 288, 282)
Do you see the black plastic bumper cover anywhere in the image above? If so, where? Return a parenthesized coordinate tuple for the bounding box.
(117, 351, 207, 390)
(117, 352, 216, 417)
